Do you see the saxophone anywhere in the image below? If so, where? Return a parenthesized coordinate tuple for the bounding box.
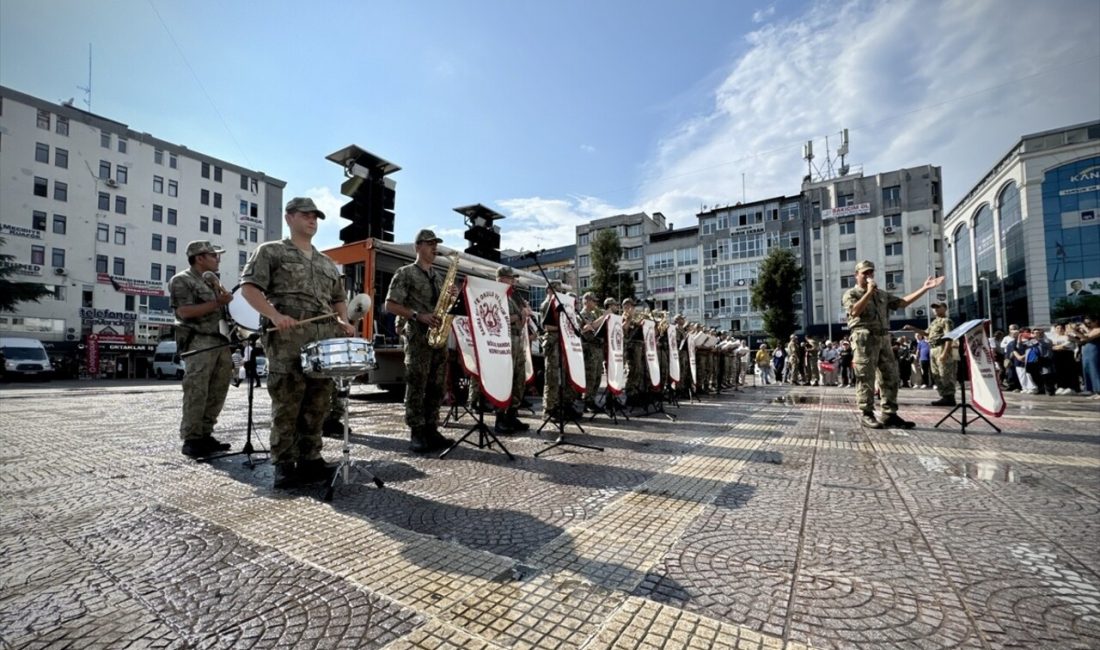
(427, 253, 461, 349)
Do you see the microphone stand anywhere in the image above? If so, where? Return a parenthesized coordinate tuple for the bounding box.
(525, 252, 602, 458)
(196, 333, 269, 468)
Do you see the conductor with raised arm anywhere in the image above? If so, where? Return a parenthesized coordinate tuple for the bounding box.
(841, 260, 944, 429)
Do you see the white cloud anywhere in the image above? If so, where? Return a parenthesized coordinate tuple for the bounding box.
(752, 4, 776, 23)
(495, 195, 637, 251)
(306, 185, 346, 251)
(580, 143, 597, 153)
(641, 0, 1100, 218)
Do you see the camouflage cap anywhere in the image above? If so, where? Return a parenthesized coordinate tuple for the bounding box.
(285, 196, 325, 219)
(855, 259, 875, 272)
(603, 297, 619, 308)
(621, 297, 636, 306)
(582, 291, 597, 302)
(548, 280, 564, 291)
(415, 229, 443, 244)
(495, 265, 517, 278)
(185, 240, 225, 258)
(930, 301, 946, 309)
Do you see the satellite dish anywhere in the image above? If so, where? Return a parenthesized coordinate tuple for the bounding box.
(347, 293, 372, 323)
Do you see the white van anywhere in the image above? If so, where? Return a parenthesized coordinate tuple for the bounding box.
(0, 337, 53, 381)
(153, 341, 186, 379)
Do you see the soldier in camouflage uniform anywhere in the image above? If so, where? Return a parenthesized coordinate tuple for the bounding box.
(579, 292, 604, 412)
(384, 229, 457, 453)
(621, 298, 646, 403)
(906, 302, 957, 406)
(539, 281, 577, 420)
(240, 198, 356, 488)
(493, 266, 532, 433)
(785, 335, 803, 384)
(805, 336, 820, 386)
(169, 240, 235, 458)
(842, 260, 943, 429)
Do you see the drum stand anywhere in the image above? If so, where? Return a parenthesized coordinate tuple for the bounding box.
(324, 377, 384, 502)
(198, 335, 268, 468)
(934, 375, 1001, 436)
(588, 386, 629, 424)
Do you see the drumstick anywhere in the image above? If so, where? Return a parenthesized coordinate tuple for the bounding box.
(265, 312, 338, 332)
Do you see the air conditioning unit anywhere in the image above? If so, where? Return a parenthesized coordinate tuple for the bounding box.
(105, 178, 118, 188)
(735, 278, 746, 286)
(909, 225, 922, 234)
(914, 308, 926, 317)
(54, 267, 67, 276)
(237, 238, 247, 245)
(883, 226, 897, 235)
(886, 282, 897, 290)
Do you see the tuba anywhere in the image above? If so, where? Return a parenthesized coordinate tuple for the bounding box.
(427, 253, 461, 349)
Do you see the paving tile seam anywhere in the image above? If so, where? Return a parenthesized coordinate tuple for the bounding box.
(881, 434, 1100, 587)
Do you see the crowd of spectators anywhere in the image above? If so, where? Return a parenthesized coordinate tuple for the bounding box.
(753, 315, 1100, 400)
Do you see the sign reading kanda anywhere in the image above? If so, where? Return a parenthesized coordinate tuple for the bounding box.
(464, 277, 513, 409)
(555, 293, 587, 394)
(642, 319, 660, 390)
(605, 313, 625, 395)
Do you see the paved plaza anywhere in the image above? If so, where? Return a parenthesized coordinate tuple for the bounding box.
(1, 378, 1098, 649)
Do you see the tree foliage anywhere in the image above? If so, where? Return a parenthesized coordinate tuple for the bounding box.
(1052, 295, 1100, 321)
(590, 228, 637, 301)
(0, 238, 52, 313)
(751, 247, 805, 342)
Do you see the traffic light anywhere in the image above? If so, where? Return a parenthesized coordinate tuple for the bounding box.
(339, 175, 395, 243)
(325, 145, 400, 245)
(455, 204, 505, 262)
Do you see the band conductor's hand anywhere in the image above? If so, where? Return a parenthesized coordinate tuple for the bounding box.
(924, 275, 944, 290)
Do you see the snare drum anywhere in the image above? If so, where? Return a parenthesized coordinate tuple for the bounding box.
(227, 286, 262, 334)
(300, 338, 376, 378)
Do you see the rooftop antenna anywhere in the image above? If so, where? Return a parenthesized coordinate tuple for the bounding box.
(837, 128, 850, 176)
(741, 172, 746, 204)
(77, 44, 92, 111)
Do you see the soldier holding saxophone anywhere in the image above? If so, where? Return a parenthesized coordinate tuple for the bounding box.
(385, 229, 457, 453)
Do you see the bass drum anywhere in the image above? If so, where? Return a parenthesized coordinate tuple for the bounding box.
(227, 286, 262, 335)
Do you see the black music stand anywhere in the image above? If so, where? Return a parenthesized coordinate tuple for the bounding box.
(586, 320, 629, 424)
(526, 252, 603, 457)
(439, 291, 513, 460)
(934, 323, 1002, 436)
(191, 334, 269, 468)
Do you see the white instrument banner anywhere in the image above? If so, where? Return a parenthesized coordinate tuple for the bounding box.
(958, 319, 1006, 417)
(643, 319, 660, 390)
(451, 315, 477, 377)
(667, 325, 681, 386)
(523, 328, 534, 384)
(605, 313, 626, 395)
(555, 293, 588, 393)
(464, 276, 514, 410)
(688, 332, 700, 384)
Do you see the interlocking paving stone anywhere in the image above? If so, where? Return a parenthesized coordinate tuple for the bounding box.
(3, 380, 1099, 648)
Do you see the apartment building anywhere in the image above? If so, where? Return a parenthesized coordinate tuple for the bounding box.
(801, 164, 944, 338)
(575, 211, 667, 298)
(0, 86, 285, 376)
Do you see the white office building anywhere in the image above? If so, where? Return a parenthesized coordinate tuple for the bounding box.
(0, 86, 285, 377)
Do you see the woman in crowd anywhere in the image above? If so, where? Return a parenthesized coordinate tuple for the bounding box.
(1049, 323, 1081, 395)
(1078, 316, 1100, 398)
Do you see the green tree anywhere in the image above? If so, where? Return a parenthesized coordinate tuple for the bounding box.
(751, 247, 805, 342)
(1052, 295, 1100, 321)
(590, 229, 636, 301)
(0, 237, 52, 313)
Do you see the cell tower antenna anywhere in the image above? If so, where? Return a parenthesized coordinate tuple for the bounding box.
(77, 44, 92, 111)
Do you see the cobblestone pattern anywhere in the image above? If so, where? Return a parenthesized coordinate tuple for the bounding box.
(2, 381, 1098, 648)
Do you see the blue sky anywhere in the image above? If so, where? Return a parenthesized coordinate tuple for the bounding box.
(3, 0, 1098, 253)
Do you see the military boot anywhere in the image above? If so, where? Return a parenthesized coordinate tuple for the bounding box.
(879, 413, 916, 429)
(273, 462, 298, 489)
(860, 412, 884, 429)
(929, 397, 956, 407)
(297, 458, 336, 484)
(409, 426, 432, 453)
(494, 413, 516, 434)
(507, 408, 530, 431)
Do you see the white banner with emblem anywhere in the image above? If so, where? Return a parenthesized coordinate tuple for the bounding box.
(463, 276, 513, 410)
(451, 315, 478, 377)
(642, 319, 661, 390)
(554, 293, 587, 393)
(604, 313, 626, 395)
(952, 319, 1006, 417)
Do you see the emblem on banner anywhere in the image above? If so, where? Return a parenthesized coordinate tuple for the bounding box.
(612, 327, 623, 350)
(479, 301, 504, 336)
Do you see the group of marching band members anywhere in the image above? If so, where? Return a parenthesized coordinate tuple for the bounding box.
(456, 279, 760, 433)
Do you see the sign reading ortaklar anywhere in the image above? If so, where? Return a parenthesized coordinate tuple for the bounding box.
(821, 202, 871, 219)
